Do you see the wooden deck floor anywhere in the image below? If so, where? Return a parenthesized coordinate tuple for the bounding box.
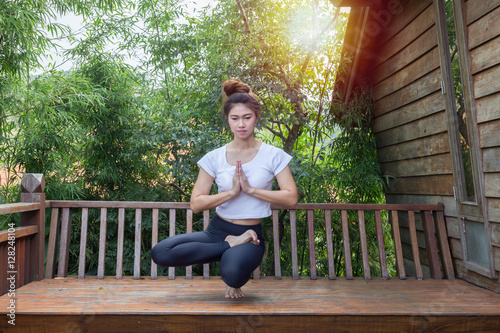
(1, 276, 500, 332)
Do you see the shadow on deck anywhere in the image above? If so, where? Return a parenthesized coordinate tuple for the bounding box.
(1, 276, 500, 332)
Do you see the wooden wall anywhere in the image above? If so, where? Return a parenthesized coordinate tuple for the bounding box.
(362, 0, 500, 291)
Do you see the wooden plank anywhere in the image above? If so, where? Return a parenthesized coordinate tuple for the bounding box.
(372, 26, 438, 85)
(357, 210, 371, 280)
(468, 5, 500, 49)
(78, 208, 88, 279)
(374, 69, 441, 115)
(476, 92, 500, 123)
(391, 210, 406, 279)
(488, 198, 500, 223)
(470, 35, 500, 74)
(377, 133, 450, 163)
(273, 210, 282, 279)
(0, 202, 40, 215)
(374, 210, 388, 279)
(408, 211, 423, 280)
(324, 210, 336, 279)
(168, 209, 175, 280)
(185, 209, 193, 279)
(372, 0, 428, 49)
(307, 210, 317, 280)
(435, 211, 455, 279)
(290, 210, 299, 280)
(380, 153, 453, 178)
(57, 208, 72, 278)
(203, 210, 210, 279)
(483, 147, 500, 172)
(386, 175, 455, 196)
(374, 111, 447, 148)
(465, 0, 500, 25)
(485, 173, 500, 198)
(50, 201, 191, 209)
(341, 210, 353, 280)
(97, 208, 107, 279)
(373, 91, 445, 132)
(374, 47, 441, 100)
(0, 226, 38, 242)
(422, 211, 442, 279)
(45, 208, 60, 279)
(116, 208, 125, 279)
(372, 3, 435, 68)
(473, 64, 500, 99)
(479, 119, 500, 148)
(133, 209, 142, 280)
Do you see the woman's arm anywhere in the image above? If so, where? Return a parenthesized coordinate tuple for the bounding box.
(190, 168, 239, 213)
(238, 163, 298, 208)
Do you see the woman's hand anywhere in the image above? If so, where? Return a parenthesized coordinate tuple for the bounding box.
(236, 161, 255, 195)
(230, 162, 242, 196)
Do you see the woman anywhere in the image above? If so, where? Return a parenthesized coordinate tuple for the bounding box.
(151, 78, 298, 298)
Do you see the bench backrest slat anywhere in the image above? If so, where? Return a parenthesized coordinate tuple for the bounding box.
(151, 208, 159, 279)
(57, 208, 72, 278)
(436, 211, 454, 279)
(341, 210, 353, 280)
(324, 210, 335, 280)
(117, 208, 125, 279)
(202, 210, 210, 279)
(307, 210, 317, 280)
(78, 208, 89, 279)
(272, 210, 281, 279)
(358, 210, 371, 280)
(45, 208, 60, 279)
(391, 210, 406, 279)
(98, 208, 107, 279)
(186, 209, 193, 279)
(423, 210, 441, 279)
(375, 210, 389, 279)
(290, 210, 299, 279)
(134, 209, 142, 279)
(168, 209, 175, 280)
(408, 211, 423, 280)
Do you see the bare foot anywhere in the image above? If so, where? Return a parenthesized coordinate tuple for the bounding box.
(225, 229, 259, 247)
(225, 285, 245, 299)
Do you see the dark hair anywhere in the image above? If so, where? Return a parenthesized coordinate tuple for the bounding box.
(222, 78, 260, 119)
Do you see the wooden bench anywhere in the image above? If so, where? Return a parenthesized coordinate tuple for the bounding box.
(1, 174, 500, 332)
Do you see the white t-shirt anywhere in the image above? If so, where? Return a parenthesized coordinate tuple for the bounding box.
(197, 142, 292, 219)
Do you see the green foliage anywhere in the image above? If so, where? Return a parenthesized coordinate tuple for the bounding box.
(0, 0, 396, 278)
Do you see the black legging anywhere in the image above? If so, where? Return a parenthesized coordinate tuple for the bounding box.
(151, 214, 265, 288)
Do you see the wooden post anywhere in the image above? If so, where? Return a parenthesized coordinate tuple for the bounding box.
(19, 173, 46, 282)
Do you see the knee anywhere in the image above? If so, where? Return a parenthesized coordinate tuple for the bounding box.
(222, 268, 249, 289)
(151, 243, 172, 266)
(150, 244, 162, 264)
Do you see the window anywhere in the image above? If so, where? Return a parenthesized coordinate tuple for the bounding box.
(434, 0, 496, 278)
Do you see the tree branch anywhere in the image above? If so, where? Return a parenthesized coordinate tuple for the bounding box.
(235, 0, 251, 34)
(265, 125, 286, 141)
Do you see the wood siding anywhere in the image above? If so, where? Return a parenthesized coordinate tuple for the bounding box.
(365, 0, 500, 291)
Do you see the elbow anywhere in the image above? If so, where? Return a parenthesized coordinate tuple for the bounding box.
(190, 198, 201, 214)
(287, 192, 298, 208)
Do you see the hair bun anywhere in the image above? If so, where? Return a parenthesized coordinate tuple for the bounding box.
(223, 78, 251, 98)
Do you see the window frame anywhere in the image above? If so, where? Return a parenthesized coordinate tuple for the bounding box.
(433, 0, 496, 278)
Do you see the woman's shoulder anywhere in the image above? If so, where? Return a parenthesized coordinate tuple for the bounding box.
(260, 142, 289, 156)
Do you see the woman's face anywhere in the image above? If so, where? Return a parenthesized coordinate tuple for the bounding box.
(227, 104, 258, 140)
